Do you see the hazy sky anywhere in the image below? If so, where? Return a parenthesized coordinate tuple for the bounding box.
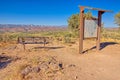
(0, 0, 120, 27)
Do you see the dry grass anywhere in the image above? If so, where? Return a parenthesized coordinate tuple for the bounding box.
(102, 29, 120, 43)
(0, 29, 120, 44)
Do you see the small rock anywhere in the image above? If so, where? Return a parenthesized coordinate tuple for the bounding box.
(21, 66, 32, 76)
(49, 62, 59, 70)
(32, 67, 41, 73)
(75, 76, 78, 79)
(39, 63, 49, 71)
(68, 64, 76, 67)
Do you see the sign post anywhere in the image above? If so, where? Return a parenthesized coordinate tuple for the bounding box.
(79, 6, 112, 54)
(79, 6, 84, 54)
(97, 11, 104, 51)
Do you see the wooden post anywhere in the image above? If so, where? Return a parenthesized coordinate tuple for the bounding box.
(22, 37, 26, 50)
(43, 37, 46, 48)
(17, 37, 20, 43)
(23, 43, 25, 50)
(79, 6, 84, 54)
(97, 11, 104, 51)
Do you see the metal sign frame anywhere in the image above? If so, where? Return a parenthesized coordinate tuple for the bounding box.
(79, 6, 112, 54)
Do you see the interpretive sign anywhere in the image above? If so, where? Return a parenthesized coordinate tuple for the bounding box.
(84, 19, 98, 38)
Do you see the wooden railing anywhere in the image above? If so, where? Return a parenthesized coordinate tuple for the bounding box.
(18, 37, 53, 50)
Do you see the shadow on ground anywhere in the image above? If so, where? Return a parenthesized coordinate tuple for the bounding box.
(0, 55, 12, 69)
(83, 42, 118, 53)
(34, 46, 64, 50)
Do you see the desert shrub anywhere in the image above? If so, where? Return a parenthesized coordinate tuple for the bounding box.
(64, 34, 71, 43)
(63, 32, 77, 43)
(0, 30, 79, 44)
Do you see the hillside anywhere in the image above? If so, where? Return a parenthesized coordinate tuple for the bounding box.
(0, 24, 67, 32)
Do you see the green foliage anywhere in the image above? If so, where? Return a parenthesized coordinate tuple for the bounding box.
(67, 12, 95, 31)
(67, 14, 79, 31)
(0, 29, 120, 44)
(0, 30, 79, 45)
(84, 12, 93, 20)
(115, 12, 120, 27)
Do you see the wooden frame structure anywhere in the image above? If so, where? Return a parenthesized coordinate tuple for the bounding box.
(79, 6, 112, 54)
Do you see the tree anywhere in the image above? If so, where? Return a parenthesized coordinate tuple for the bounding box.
(67, 14, 79, 31)
(115, 12, 120, 27)
(67, 12, 95, 31)
(84, 12, 93, 20)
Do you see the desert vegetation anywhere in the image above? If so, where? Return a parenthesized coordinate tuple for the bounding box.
(0, 28, 120, 44)
(0, 12, 120, 80)
(0, 27, 120, 80)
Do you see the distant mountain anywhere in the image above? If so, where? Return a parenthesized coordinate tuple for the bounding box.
(0, 24, 68, 32)
(105, 27, 120, 31)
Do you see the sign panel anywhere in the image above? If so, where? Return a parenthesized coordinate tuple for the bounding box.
(84, 20, 98, 38)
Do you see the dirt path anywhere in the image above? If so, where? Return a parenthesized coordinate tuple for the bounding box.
(0, 41, 120, 80)
(47, 42, 120, 80)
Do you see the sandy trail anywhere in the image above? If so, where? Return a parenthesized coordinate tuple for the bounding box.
(0, 41, 120, 80)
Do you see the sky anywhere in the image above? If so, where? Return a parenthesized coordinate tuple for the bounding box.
(0, 0, 120, 27)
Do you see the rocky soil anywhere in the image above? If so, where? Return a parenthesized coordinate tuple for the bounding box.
(0, 41, 120, 80)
